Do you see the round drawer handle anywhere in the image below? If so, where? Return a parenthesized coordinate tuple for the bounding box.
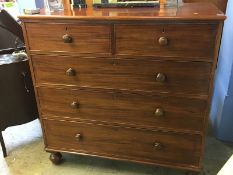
(154, 142, 163, 150)
(154, 108, 164, 117)
(66, 68, 76, 76)
(158, 36, 168, 46)
(75, 133, 82, 141)
(155, 73, 166, 82)
(70, 101, 79, 109)
(62, 34, 73, 43)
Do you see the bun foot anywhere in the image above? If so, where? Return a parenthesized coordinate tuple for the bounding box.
(185, 171, 200, 175)
(49, 152, 62, 165)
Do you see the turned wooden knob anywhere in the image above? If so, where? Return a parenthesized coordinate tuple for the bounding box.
(75, 133, 82, 141)
(154, 108, 164, 117)
(49, 152, 62, 165)
(62, 34, 73, 43)
(155, 73, 166, 82)
(66, 68, 76, 76)
(158, 36, 168, 46)
(70, 101, 79, 109)
(154, 142, 163, 150)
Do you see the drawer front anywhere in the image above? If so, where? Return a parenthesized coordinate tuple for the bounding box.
(38, 87, 206, 132)
(32, 55, 211, 96)
(32, 56, 211, 95)
(43, 119, 201, 167)
(25, 23, 111, 54)
(116, 24, 217, 59)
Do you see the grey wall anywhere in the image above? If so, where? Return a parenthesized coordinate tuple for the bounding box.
(35, 0, 44, 8)
(210, 1, 233, 142)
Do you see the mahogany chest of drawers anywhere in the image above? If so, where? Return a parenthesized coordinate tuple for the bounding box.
(19, 2, 225, 174)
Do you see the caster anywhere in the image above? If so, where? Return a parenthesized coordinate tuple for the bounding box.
(49, 152, 62, 165)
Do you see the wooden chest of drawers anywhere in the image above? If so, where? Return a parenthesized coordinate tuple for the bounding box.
(19, 2, 225, 174)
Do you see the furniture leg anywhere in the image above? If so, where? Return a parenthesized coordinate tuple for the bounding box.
(0, 131, 7, 157)
(49, 152, 62, 165)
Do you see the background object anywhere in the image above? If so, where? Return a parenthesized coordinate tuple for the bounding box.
(0, 9, 38, 157)
(17, 0, 37, 14)
(44, 0, 63, 12)
(0, 27, 18, 50)
(210, 0, 233, 142)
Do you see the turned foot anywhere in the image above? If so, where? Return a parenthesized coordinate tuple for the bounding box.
(185, 171, 200, 175)
(49, 152, 62, 165)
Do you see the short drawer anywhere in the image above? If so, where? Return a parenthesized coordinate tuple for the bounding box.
(32, 55, 211, 96)
(25, 23, 111, 54)
(116, 24, 217, 60)
(38, 87, 206, 133)
(43, 119, 202, 167)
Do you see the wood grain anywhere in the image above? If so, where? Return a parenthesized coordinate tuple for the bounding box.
(43, 119, 202, 168)
(116, 24, 217, 59)
(38, 86, 206, 133)
(183, 0, 228, 13)
(25, 23, 111, 54)
(32, 55, 212, 96)
(18, 2, 225, 21)
(19, 2, 226, 172)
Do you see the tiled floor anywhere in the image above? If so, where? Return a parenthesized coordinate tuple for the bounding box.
(0, 119, 232, 175)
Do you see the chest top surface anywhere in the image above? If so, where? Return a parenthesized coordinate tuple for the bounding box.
(18, 2, 225, 21)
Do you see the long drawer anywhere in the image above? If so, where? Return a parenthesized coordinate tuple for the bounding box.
(32, 55, 211, 96)
(116, 24, 217, 60)
(43, 119, 202, 167)
(38, 87, 206, 133)
(25, 23, 111, 54)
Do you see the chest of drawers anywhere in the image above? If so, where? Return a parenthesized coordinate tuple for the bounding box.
(19, 2, 225, 174)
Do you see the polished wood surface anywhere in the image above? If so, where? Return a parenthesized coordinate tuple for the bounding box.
(32, 55, 211, 96)
(38, 86, 206, 133)
(116, 24, 217, 59)
(43, 119, 202, 168)
(19, 2, 225, 173)
(18, 2, 225, 21)
(215, 0, 228, 13)
(25, 23, 111, 54)
(183, 0, 228, 13)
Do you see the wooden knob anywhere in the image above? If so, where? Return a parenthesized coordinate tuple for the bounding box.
(154, 142, 163, 149)
(158, 36, 168, 46)
(75, 133, 82, 141)
(70, 101, 79, 109)
(62, 34, 73, 43)
(66, 68, 76, 76)
(155, 73, 166, 82)
(154, 108, 164, 117)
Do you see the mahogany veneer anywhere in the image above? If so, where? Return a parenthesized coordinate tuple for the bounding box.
(32, 55, 212, 96)
(19, 1, 225, 174)
(43, 119, 202, 167)
(116, 24, 217, 59)
(38, 86, 206, 133)
(25, 23, 111, 54)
